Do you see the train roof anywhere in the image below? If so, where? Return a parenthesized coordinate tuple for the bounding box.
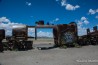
(12, 25, 26, 29)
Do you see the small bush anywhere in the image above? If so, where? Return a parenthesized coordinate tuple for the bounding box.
(73, 43, 81, 48)
(60, 45, 67, 49)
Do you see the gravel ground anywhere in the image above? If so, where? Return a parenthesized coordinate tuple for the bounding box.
(0, 45, 98, 65)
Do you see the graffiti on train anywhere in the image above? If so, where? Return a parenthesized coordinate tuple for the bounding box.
(64, 32, 74, 43)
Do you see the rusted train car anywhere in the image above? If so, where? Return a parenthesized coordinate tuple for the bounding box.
(78, 35, 90, 46)
(53, 22, 78, 47)
(87, 26, 98, 45)
(78, 26, 98, 46)
(35, 21, 78, 47)
(1, 20, 97, 51)
(0, 29, 5, 52)
(6, 25, 33, 50)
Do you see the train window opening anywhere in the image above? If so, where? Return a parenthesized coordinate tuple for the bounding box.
(28, 28, 35, 38)
(34, 28, 54, 48)
(5, 29, 12, 37)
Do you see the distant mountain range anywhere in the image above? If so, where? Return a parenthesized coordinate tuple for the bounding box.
(28, 36, 53, 38)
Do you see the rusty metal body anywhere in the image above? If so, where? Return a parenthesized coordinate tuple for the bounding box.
(29, 21, 78, 47)
(0, 29, 5, 52)
(6, 25, 33, 51)
(78, 26, 98, 46)
(78, 35, 89, 46)
(87, 27, 98, 45)
(0, 29, 5, 40)
(0, 20, 97, 50)
(56, 22, 78, 46)
(12, 28, 28, 41)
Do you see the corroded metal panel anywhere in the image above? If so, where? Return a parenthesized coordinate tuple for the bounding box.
(12, 26, 28, 40)
(57, 22, 77, 46)
(0, 29, 5, 40)
(53, 27, 59, 46)
(27, 22, 78, 46)
(0, 29, 5, 52)
(79, 26, 98, 45)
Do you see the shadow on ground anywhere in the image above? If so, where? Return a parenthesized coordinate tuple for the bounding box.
(37, 46, 58, 50)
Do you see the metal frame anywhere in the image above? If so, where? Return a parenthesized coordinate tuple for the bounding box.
(27, 22, 78, 46)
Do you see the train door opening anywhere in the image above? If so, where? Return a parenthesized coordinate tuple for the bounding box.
(34, 28, 54, 48)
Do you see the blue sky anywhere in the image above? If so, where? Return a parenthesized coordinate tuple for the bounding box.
(0, 0, 98, 36)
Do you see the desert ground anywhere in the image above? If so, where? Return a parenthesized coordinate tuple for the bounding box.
(0, 38, 98, 65)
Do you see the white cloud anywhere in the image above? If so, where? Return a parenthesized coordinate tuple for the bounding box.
(28, 28, 35, 37)
(84, 20, 89, 24)
(89, 9, 98, 15)
(75, 5, 80, 9)
(0, 17, 10, 23)
(37, 31, 53, 38)
(0, 17, 53, 37)
(50, 18, 59, 24)
(5, 29, 12, 36)
(81, 17, 87, 21)
(76, 16, 89, 36)
(77, 21, 83, 26)
(78, 25, 87, 36)
(66, 4, 80, 10)
(77, 21, 87, 36)
(80, 17, 89, 25)
(89, 9, 96, 14)
(26, 2, 32, 6)
(61, 0, 80, 11)
(61, 0, 67, 6)
(81, 16, 89, 25)
(66, 4, 74, 10)
(55, 18, 59, 21)
(28, 28, 35, 33)
(52, 18, 59, 22)
(0, 17, 24, 36)
(28, 29, 53, 37)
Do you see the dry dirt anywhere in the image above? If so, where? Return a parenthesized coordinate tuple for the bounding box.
(0, 39, 98, 65)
